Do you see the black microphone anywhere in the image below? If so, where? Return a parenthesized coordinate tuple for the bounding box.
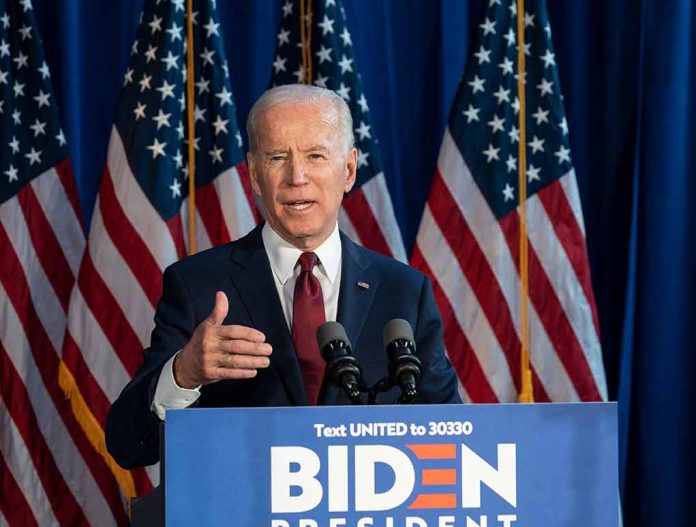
(316, 322, 363, 404)
(383, 319, 422, 403)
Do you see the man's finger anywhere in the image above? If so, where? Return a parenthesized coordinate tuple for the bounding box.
(216, 324, 266, 343)
(213, 367, 259, 380)
(218, 339, 272, 356)
(217, 353, 271, 370)
(208, 291, 229, 326)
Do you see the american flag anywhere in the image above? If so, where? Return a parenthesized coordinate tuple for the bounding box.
(271, 0, 407, 262)
(60, 0, 258, 518)
(412, 0, 608, 403)
(0, 1, 131, 525)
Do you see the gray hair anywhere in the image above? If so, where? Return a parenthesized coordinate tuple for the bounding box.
(246, 84, 355, 153)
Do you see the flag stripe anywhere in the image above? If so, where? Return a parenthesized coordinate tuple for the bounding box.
(341, 189, 392, 257)
(234, 161, 263, 224)
(337, 206, 362, 244)
(54, 159, 84, 230)
(212, 164, 259, 241)
(195, 179, 231, 247)
(0, 451, 38, 527)
(359, 173, 407, 262)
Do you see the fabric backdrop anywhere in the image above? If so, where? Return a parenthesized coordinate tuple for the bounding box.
(30, 0, 696, 524)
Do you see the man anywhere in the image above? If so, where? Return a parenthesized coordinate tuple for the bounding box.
(106, 85, 460, 470)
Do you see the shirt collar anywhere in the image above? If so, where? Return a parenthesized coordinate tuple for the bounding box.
(262, 222, 342, 285)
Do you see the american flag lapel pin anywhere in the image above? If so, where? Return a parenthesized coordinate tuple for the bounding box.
(357, 281, 370, 290)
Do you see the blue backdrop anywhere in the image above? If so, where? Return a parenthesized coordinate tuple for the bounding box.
(31, 0, 696, 524)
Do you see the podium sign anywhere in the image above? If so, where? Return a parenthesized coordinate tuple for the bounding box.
(165, 403, 617, 526)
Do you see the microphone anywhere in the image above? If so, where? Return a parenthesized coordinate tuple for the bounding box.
(316, 322, 363, 404)
(383, 319, 422, 403)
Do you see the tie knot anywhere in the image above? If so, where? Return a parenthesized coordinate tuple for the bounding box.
(298, 251, 319, 272)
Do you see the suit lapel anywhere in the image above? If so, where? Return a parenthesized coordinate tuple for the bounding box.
(228, 226, 306, 405)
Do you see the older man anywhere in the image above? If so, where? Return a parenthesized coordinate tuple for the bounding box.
(106, 85, 460, 470)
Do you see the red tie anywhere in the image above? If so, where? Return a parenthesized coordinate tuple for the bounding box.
(291, 252, 326, 405)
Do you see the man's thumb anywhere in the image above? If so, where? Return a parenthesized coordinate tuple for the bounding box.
(208, 291, 229, 326)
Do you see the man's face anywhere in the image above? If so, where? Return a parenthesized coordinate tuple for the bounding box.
(248, 100, 357, 250)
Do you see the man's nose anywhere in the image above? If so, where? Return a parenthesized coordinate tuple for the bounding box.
(287, 157, 309, 186)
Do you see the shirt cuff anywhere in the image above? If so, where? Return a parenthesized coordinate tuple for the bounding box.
(151, 352, 202, 421)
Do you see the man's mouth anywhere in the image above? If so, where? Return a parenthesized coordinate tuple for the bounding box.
(284, 200, 315, 211)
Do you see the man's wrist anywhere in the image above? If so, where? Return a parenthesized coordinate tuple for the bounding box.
(172, 352, 197, 389)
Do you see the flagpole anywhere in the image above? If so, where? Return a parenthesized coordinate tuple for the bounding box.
(300, 0, 314, 85)
(185, 0, 197, 254)
(516, 0, 534, 403)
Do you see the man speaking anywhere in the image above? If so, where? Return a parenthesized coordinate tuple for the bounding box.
(106, 85, 460, 470)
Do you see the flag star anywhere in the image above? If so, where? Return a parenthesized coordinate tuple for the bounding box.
(235, 131, 242, 147)
(195, 76, 210, 94)
(503, 182, 515, 201)
(13, 51, 29, 69)
(532, 106, 549, 125)
(0, 100, 3, 114)
(139, 74, 152, 92)
(149, 15, 163, 34)
(179, 93, 185, 111)
(482, 143, 500, 162)
(0, 40, 8, 57)
(555, 145, 572, 164)
(559, 117, 569, 135)
(12, 109, 20, 124)
(462, 104, 480, 123)
(272, 54, 287, 73)
(340, 28, 352, 46)
(176, 121, 184, 139)
(524, 12, 536, 27)
(293, 65, 306, 83)
(20, 0, 32, 11)
(194, 104, 207, 122)
(0, 69, 6, 84)
(357, 149, 369, 168)
(200, 47, 215, 65)
(468, 75, 485, 93)
(493, 85, 510, 104)
(144, 45, 157, 62)
(133, 102, 147, 120)
(0, 13, 8, 28)
(204, 17, 220, 37)
(123, 68, 134, 85)
(182, 165, 189, 179)
(222, 63, 230, 78)
(209, 146, 224, 163)
(528, 135, 545, 153)
(511, 97, 520, 114)
(318, 14, 335, 35)
(147, 138, 167, 158)
(545, 23, 552, 37)
(488, 114, 505, 133)
(474, 46, 491, 64)
(9, 136, 19, 153)
(355, 121, 371, 140)
(498, 57, 514, 75)
(540, 49, 556, 68)
(33, 90, 51, 107)
(156, 79, 175, 100)
(504, 28, 515, 46)
(215, 86, 233, 106)
(338, 54, 354, 74)
(169, 178, 182, 198)
(152, 109, 171, 129)
(336, 82, 351, 101)
(479, 17, 496, 35)
(508, 125, 520, 143)
(316, 45, 333, 64)
(212, 115, 229, 135)
(13, 80, 25, 96)
(166, 22, 183, 41)
(282, 0, 293, 17)
(190, 10, 199, 25)
(173, 0, 185, 11)
(25, 147, 42, 165)
(489, 0, 501, 5)
(520, 42, 532, 56)
(56, 129, 66, 146)
(39, 61, 50, 79)
(537, 78, 554, 96)
(357, 94, 369, 113)
(161, 51, 179, 71)
(527, 164, 541, 181)
(173, 150, 183, 168)
(131, 39, 138, 55)
(506, 154, 517, 173)
(327, 0, 336, 6)
(5, 164, 18, 182)
(277, 28, 291, 46)
(18, 24, 32, 40)
(314, 73, 328, 88)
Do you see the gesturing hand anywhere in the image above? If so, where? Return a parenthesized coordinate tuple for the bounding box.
(173, 291, 272, 389)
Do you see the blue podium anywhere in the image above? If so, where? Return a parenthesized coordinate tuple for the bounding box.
(161, 402, 617, 526)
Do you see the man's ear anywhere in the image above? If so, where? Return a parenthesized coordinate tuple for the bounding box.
(344, 147, 357, 193)
(247, 152, 261, 195)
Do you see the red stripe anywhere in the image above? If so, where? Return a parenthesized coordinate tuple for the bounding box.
(411, 246, 498, 402)
(0, 343, 87, 525)
(0, 224, 129, 524)
(76, 252, 143, 377)
(196, 180, 231, 246)
(0, 450, 39, 527)
(55, 158, 85, 231)
(167, 210, 187, 259)
(342, 189, 393, 257)
(235, 161, 263, 224)
(99, 169, 163, 308)
(16, 183, 74, 311)
(537, 180, 601, 336)
(499, 211, 603, 401)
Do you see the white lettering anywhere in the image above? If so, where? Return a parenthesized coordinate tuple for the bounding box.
(405, 517, 427, 527)
(439, 516, 456, 527)
(497, 514, 517, 526)
(355, 445, 415, 511)
(461, 443, 517, 508)
(328, 446, 348, 512)
(271, 447, 323, 513)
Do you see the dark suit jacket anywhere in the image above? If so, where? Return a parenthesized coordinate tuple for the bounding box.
(106, 225, 460, 469)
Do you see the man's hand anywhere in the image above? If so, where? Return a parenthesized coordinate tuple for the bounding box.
(173, 291, 272, 389)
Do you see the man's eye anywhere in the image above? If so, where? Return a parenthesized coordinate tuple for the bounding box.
(309, 153, 326, 160)
(269, 155, 285, 162)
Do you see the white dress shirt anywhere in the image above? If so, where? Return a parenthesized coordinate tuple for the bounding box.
(151, 223, 342, 420)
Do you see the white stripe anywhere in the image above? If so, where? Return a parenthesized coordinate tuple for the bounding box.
(177, 199, 213, 253)
(360, 173, 407, 262)
(0, 199, 66, 351)
(527, 193, 607, 399)
(66, 288, 132, 403)
(337, 206, 362, 245)
(560, 169, 586, 236)
(106, 127, 179, 271)
(0, 407, 57, 526)
(416, 206, 516, 402)
(90, 199, 154, 347)
(212, 165, 257, 241)
(145, 463, 160, 488)
(0, 283, 116, 526)
(0, 508, 9, 526)
(30, 167, 85, 275)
